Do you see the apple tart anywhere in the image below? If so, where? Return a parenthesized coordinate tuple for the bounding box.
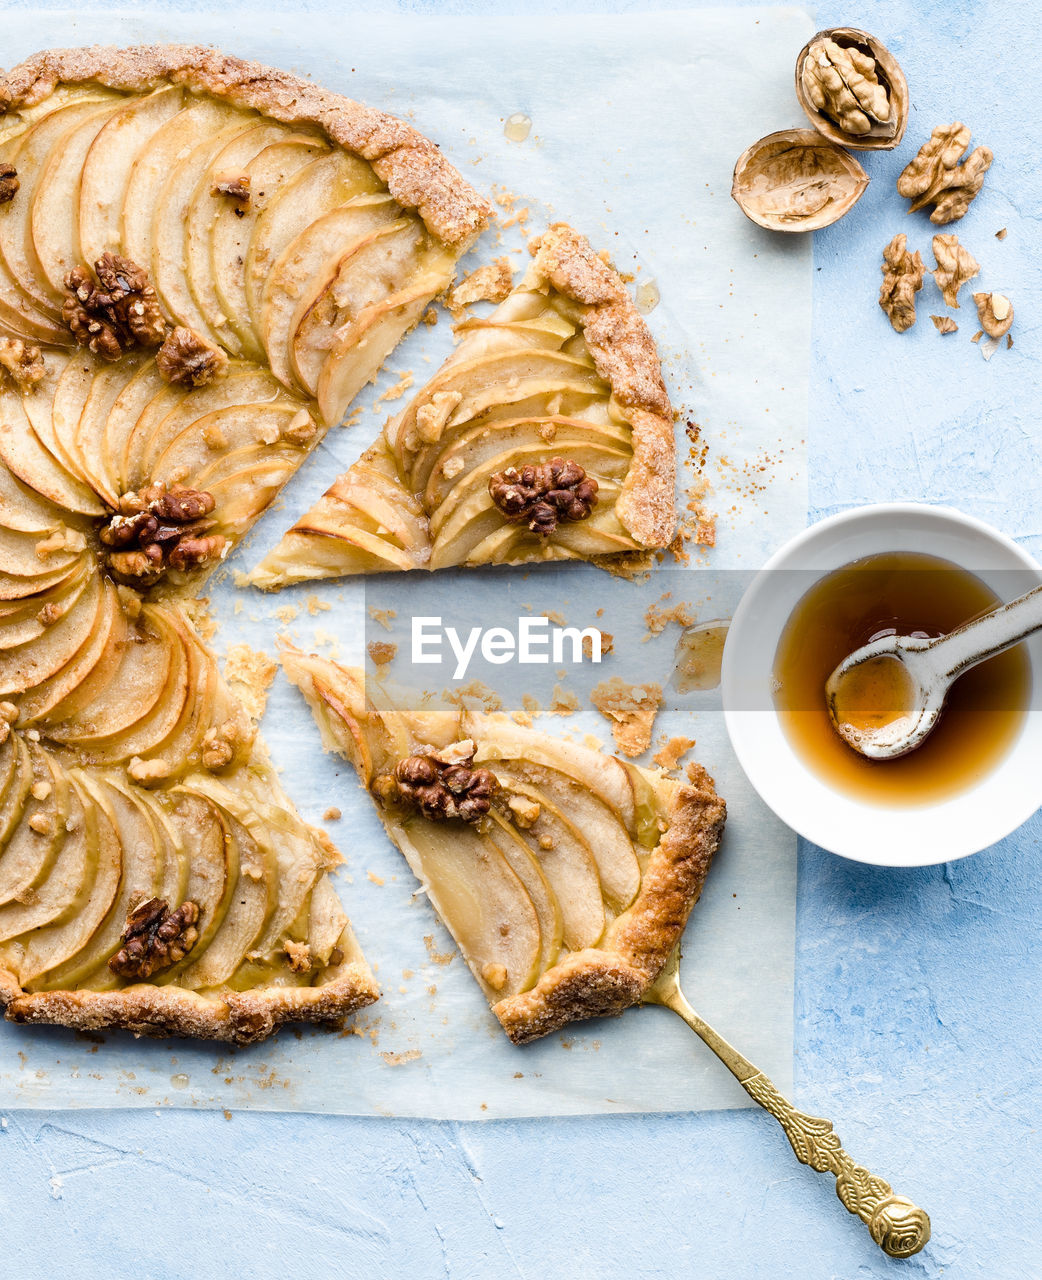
(0, 44, 492, 1042)
(281, 646, 726, 1043)
(250, 223, 677, 586)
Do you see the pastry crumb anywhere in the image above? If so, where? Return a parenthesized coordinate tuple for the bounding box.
(448, 257, 513, 313)
(590, 677, 663, 757)
(582, 630, 613, 659)
(644, 593, 695, 637)
(376, 370, 414, 404)
(380, 1048, 422, 1066)
(549, 683, 580, 716)
(367, 870, 385, 886)
(274, 602, 299, 624)
(653, 736, 696, 771)
(367, 640, 398, 667)
(323, 807, 342, 822)
(224, 644, 277, 721)
(306, 594, 331, 616)
(368, 607, 397, 632)
(424, 935, 455, 966)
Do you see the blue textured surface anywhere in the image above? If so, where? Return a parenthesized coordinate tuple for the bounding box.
(1, 2, 1040, 1276)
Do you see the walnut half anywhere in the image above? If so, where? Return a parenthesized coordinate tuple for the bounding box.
(379, 742, 499, 823)
(0, 337, 45, 392)
(108, 898, 200, 980)
(156, 326, 229, 388)
(879, 233, 924, 332)
(973, 292, 1014, 339)
(488, 457, 598, 535)
(100, 483, 226, 584)
(932, 234, 979, 308)
(897, 124, 992, 224)
(62, 254, 167, 360)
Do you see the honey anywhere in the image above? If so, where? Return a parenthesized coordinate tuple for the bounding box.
(772, 551, 1031, 805)
(673, 621, 729, 692)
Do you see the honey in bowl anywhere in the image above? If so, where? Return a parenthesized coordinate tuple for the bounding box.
(772, 551, 1031, 805)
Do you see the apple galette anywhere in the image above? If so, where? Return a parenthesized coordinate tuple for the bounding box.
(250, 223, 677, 586)
(281, 647, 726, 1043)
(0, 44, 491, 1042)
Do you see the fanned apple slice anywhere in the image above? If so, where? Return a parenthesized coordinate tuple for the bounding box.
(150, 116, 261, 341)
(0, 746, 67, 907)
(78, 86, 185, 262)
(0, 93, 119, 320)
(0, 559, 91, 653)
(0, 462, 67, 534)
(30, 98, 126, 301)
(0, 735, 34, 850)
(100, 357, 176, 491)
(184, 120, 291, 353)
(281, 648, 726, 1043)
(68, 353, 148, 508)
(149, 401, 311, 491)
(122, 96, 243, 281)
(1, 382, 106, 516)
(0, 566, 102, 699)
(16, 772, 123, 983)
(210, 134, 328, 361)
(254, 223, 676, 586)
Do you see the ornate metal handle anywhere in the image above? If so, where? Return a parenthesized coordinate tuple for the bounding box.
(646, 954, 931, 1258)
(742, 1072, 931, 1258)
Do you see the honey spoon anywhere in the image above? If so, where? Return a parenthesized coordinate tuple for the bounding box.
(824, 581, 1042, 759)
(645, 947, 931, 1258)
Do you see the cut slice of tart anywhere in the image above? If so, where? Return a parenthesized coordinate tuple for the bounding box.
(0, 44, 493, 1042)
(281, 645, 725, 1044)
(250, 223, 677, 586)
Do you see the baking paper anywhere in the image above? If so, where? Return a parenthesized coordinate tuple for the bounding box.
(0, 5, 811, 1117)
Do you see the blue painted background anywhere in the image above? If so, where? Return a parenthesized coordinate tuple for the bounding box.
(1, 1, 1039, 1276)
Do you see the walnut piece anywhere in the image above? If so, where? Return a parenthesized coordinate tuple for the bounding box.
(0, 336, 45, 391)
(973, 292, 1014, 339)
(800, 37, 890, 136)
(931, 234, 979, 308)
(285, 940, 313, 973)
(156, 326, 229, 388)
(212, 172, 251, 214)
(488, 457, 598, 535)
(930, 315, 958, 334)
(896, 124, 992, 224)
(879, 234, 924, 333)
(108, 898, 200, 980)
(62, 254, 167, 360)
(385, 741, 499, 823)
(0, 162, 18, 204)
(100, 482, 226, 584)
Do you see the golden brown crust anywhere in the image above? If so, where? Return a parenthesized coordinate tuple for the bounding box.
(527, 224, 676, 548)
(0, 44, 491, 245)
(493, 763, 725, 1044)
(0, 945, 378, 1045)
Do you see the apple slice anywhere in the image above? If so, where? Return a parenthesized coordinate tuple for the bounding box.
(210, 134, 328, 361)
(287, 216, 416, 394)
(0, 558, 91, 652)
(101, 358, 178, 492)
(260, 193, 402, 390)
(0, 734, 33, 850)
(0, 94, 118, 320)
(121, 96, 242, 284)
(26, 773, 164, 991)
(149, 400, 310, 491)
(150, 117, 259, 341)
(485, 811, 563, 976)
(192, 447, 303, 532)
(69, 352, 148, 509)
(30, 98, 125, 302)
(0, 743, 64, 906)
(2, 383, 106, 516)
(41, 353, 101, 493)
(78, 86, 184, 262)
(0, 461, 69, 533)
(390, 815, 542, 999)
(16, 771, 123, 983)
(183, 120, 289, 353)
(0, 751, 79, 938)
(0, 567, 101, 697)
(244, 148, 383, 339)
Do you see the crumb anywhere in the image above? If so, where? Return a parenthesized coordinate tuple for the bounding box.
(182, 596, 217, 641)
(542, 609, 566, 626)
(380, 1049, 422, 1066)
(339, 406, 364, 430)
(376, 370, 414, 404)
(274, 603, 299, 625)
(424, 935, 455, 966)
(367, 870, 385, 886)
(511, 708, 533, 727)
(549, 683, 580, 716)
(223, 1109, 232, 1121)
(306, 594, 331, 616)
(522, 693, 541, 718)
(448, 680, 502, 713)
(368, 607, 396, 632)
(223, 644, 277, 721)
(323, 807, 342, 822)
(582, 630, 613, 660)
(367, 640, 398, 666)
(996, 227, 1007, 240)
(590, 677, 663, 757)
(653, 736, 696, 771)
(421, 307, 438, 326)
(644, 594, 695, 637)
(448, 258, 513, 314)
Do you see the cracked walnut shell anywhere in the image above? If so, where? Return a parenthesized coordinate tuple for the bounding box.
(879, 233, 924, 332)
(897, 124, 992, 224)
(732, 129, 868, 232)
(796, 28, 908, 150)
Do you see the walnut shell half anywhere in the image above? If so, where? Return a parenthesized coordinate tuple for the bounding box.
(795, 28, 909, 151)
(731, 129, 869, 233)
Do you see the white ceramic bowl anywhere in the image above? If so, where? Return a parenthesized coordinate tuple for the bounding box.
(721, 504, 1042, 865)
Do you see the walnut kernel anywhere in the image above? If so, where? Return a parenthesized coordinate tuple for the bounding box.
(896, 124, 992, 224)
(879, 234, 924, 333)
(973, 292, 1014, 339)
(488, 457, 598, 535)
(62, 254, 167, 360)
(0, 162, 18, 204)
(108, 898, 200, 980)
(386, 742, 499, 823)
(800, 38, 890, 137)
(931, 234, 979, 308)
(156, 326, 229, 388)
(0, 337, 45, 391)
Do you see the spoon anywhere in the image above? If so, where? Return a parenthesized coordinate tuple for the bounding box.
(825, 581, 1042, 759)
(645, 946, 931, 1258)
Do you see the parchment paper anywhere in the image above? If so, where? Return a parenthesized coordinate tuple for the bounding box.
(0, 5, 812, 1117)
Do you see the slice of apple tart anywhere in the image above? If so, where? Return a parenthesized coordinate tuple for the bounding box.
(0, 44, 492, 1042)
(281, 646, 725, 1044)
(250, 223, 677, 586)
